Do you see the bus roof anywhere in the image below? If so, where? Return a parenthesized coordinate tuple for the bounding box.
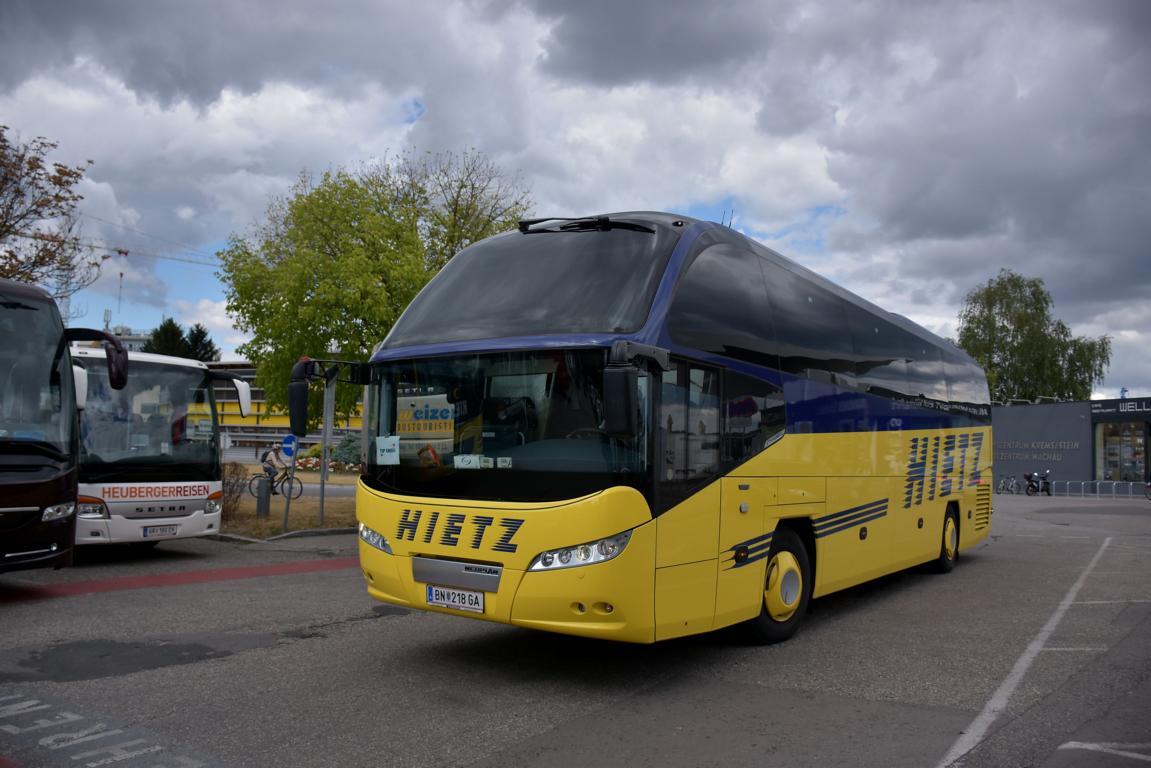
(0, 277, 54, 305)
(70, 347, 210, 370)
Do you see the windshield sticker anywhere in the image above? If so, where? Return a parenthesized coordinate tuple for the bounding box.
(376, 435, 400, 465)
(397, 394, 454, 463)
(453, 454, 483, 470)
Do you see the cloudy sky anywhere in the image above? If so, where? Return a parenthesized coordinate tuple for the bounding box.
(3, 0, 1148, 396)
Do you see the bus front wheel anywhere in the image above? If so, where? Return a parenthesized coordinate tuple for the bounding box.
(745, 527, 811, 645)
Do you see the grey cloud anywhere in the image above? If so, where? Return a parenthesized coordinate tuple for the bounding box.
(0, 0, 472, 106)
(526, 0, 775, 86)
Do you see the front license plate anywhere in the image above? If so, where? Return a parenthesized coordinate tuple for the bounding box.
(143, 525, 178, 538)
(426, 584, 484, 614)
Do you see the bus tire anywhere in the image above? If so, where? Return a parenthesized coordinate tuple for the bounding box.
(931, 508, 959, 574)
(745, 527, 811, 645)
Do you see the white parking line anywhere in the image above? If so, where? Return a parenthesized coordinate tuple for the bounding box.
(935, 537, 1113, 768)
(1041, 647, 1108, 652)
(1074, 600, 1151, 605)
(1058, 741, 1151, 763)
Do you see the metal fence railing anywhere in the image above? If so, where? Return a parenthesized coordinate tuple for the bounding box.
(1048, 480, 1147, 498)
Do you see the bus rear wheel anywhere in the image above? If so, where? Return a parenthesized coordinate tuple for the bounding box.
(745, 527, 811, 645)
(931, 508, 959, 574)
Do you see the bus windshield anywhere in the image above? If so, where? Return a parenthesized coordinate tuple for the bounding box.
(0, 291, 75, 458)
(363, 349, 651, 502)
(79, 358, 218, 481)
(381, 224, 681, 348)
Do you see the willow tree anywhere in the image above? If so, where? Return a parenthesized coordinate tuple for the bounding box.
(218, 151, 531, 424)
(957, 269, 1110, 402)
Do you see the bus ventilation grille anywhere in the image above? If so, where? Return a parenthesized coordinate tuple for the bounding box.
(974, 485, 992, 531)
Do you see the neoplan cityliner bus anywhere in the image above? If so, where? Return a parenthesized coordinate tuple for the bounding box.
(71, 349, 251, 546)
(1, 278, 127, 573)
(290, 212, 992, 644)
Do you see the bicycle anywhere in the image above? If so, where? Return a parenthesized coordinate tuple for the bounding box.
(996, 475, 1019, 494)
(248, 470, 303, 500)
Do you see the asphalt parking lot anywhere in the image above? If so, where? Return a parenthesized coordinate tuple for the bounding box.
(1, 494, 1149, 768)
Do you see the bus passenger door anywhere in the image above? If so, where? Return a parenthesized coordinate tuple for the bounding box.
(714, 477, 774, 627)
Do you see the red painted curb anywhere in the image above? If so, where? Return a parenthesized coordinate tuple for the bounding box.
(0, 557, 360, 603)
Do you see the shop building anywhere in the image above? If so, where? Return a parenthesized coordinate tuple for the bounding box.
(991, 398, 1149, 484)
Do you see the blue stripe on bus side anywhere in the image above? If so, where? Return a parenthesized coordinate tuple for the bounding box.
(813, 500, 890, 539)
(815, 510, 888, 539)
(813, 499, 887, 528)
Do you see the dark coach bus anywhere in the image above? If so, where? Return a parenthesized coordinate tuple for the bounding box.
(1, 278, 126, 573)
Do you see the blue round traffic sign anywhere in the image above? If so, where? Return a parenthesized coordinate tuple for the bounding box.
(281, 434, 298, 458)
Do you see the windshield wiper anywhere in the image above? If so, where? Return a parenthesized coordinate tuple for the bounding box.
(518, 216, 655, 235)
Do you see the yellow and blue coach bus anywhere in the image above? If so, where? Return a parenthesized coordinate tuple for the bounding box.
(290, 212, 992, 643)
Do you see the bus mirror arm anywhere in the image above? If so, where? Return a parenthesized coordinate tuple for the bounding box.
(64, 328, 128, 390)
(287, 358, 371, 437)
(608, 340, 670, 371)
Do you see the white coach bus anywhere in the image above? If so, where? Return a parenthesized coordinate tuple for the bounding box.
(71, 349, 251, 546)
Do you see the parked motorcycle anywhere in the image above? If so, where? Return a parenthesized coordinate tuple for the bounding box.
(1024, 470, 1052, 496)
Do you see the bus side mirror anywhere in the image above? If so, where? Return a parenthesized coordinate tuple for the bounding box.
(288, 380, 309, 438)
(73, 365, 88, 410)
(288, 359, 316, 438)
(603, 365, 639, 438)
(233, 378, 252, 418)
(64, 328, 128, 390)
(105, 344, 128, 390)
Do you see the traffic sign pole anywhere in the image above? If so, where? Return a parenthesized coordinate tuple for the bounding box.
(281, 434, 299, 533)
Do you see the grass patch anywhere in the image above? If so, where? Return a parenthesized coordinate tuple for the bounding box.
(222, 493, 357, 539)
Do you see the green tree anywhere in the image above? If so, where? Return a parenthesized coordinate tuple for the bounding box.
(957, 269, 1111, 402)
(184, 322, 220, 362)
(218, 151, 531, 425)
(0, 125, 104, 300)
(141, 318, 191, 357)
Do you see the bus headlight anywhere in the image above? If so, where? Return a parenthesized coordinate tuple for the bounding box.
(359, 522, 393, 554)
(77, 496, 109, 519)
(205, 491, 223, 515)
(42, 502, 76, 522)
(528, 530, 633, 571)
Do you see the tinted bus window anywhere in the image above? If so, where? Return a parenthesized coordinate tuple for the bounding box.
(384, 225, 680, 348)
(905, 340, 948, 405)
(943, 349, 992, 425)
(658, 361, 720, 511)
(723, 371, 785, 467)
(761, 260, 854, 385)
(666, 244, 777, 368)
(846, 306, 910, 399)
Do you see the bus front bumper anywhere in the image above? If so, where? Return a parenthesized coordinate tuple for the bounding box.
(359, 522, 658, 643)
(76, 509, 222, 545)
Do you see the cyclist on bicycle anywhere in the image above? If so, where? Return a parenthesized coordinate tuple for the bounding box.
(260, 445, 287, 494)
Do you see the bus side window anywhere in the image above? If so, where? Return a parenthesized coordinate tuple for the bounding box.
(760, 260, 854, 386)
(665, 243, 777, 370)
(723, 371, 785, 466)
(658, 361, 721, 511)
